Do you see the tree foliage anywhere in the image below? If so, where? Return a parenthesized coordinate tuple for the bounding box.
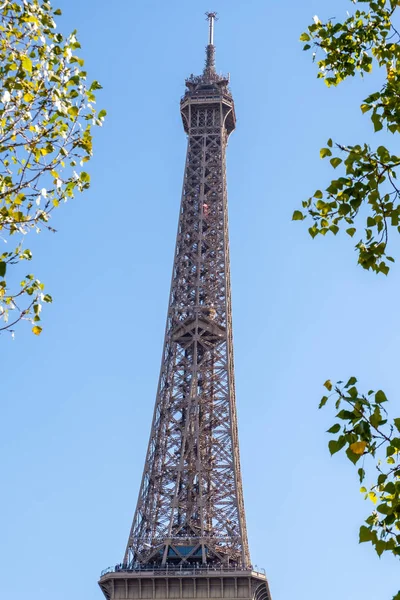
(0, 0, 105, 336)
(321, 379, 400, 562)
(294, 0, 400, 275)
(296, 2, 400, 598)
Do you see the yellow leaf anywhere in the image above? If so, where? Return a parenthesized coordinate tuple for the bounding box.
(22, 56, 32, 73)
(68, 106, 79, 117)
(350, 441, 367, 455)
(25, 16, 39, 25)
(368, 491, 377, 505)
(23, 92, 34, 103)
(32, 325, 42, 335)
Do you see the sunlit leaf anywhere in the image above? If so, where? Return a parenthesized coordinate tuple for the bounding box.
(350, 441, 367, 455)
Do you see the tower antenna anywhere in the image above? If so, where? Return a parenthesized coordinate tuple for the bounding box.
(204, 12, 218, 74)
(205, 11, 218, 45)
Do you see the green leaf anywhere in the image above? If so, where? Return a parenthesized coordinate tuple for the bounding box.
(327, 423, 341, 434)
(387, 445, 396, 457)
(323, 380, 333, 391)
(375, 540, 386, 556)
(0, 261, 6, 277)
(394, 418, 400, 433)
(347, 385, 357, 398)
(377, 503, 392, 516)
(328, 440, 339, 455)
(391, 437, 400, 450)
(375, 390, 387, 404)
(346, 447, 362, 464)
(360, 104, 371, 114)
(336, 409, 356, 420)
(320, 148, 332, 159)
(292, 210, 305, 221)
(319, 395, 328, 408)
(371, 113, 383, 132)
(379, 263, 389, 276)
(328, 436, 346, 455)
(370, 409, 382, 429)
(377, 473, 387, 486)
(384, 482, 395, 494)
(359, 525, 373, 543)
(90, 80, 103, 91)
(330, 157, 342, 169)
(346, 227, 356, 237)
(299, 32, 311, 42)
(345, 376, 357, 387)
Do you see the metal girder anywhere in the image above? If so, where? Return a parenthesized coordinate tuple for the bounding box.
(124, 22, 250, 572)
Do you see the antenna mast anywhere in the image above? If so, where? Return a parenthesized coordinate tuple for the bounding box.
(206, 11, 217, 45)
(204, 12, 218, 74)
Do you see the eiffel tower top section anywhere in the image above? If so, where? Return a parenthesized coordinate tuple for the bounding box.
(181, 12, 236, 135)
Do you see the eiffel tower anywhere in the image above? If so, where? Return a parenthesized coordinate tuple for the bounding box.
(99, 13, 271, 600)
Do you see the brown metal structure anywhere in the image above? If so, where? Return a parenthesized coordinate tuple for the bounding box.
(123, 13, 248, 570)
(99, 15, 271, 600)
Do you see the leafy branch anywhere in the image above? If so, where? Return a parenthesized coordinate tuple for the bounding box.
(294, 0, 400, 274)
(320, 378, 400, 569)
(0, 0, 106, 336)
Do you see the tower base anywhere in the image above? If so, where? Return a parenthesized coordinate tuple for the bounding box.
(99, 568, 271, 600)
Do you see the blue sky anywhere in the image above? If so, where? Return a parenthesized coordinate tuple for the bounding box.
(1, 0, 399, 599)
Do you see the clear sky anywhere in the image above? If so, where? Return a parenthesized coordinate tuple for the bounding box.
(1, 1, 399, 599)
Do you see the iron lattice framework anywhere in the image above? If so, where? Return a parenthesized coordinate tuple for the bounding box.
(125, 14, 250, 570)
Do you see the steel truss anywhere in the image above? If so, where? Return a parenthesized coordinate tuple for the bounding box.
(124, 16, 250, 571)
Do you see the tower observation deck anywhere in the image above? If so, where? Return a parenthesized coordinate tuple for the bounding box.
(99, 13, 272, 600)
